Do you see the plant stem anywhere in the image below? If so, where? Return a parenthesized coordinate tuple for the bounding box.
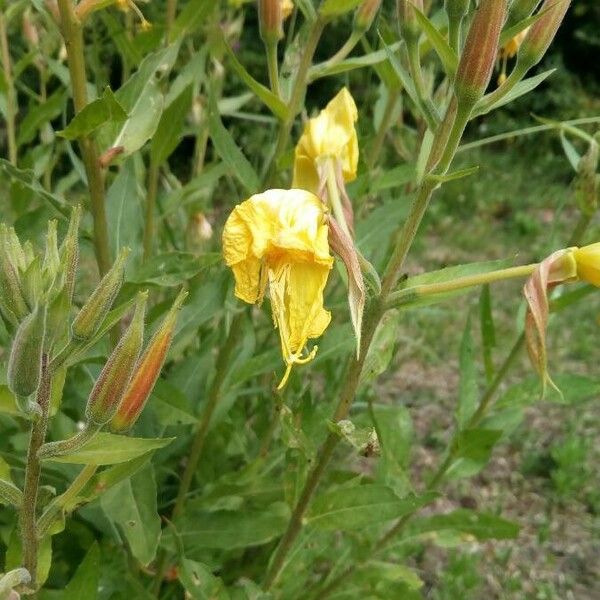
(265, 41, 281, 97)
(144, 163, 159, 261)
(0, 12, 18, 166)
(37, 465, 98, 538)
(57, 0, 112, 276)
(166, 0, 178, 39)
(448, 16, 461, 54)
(152, 313, 244, 595)
(20, 355, 52, 588)
(406, 39, 439, 131)
(387, 263, 538, 309)
(263, 17, 325, 185)
(308, 29, 362, 82)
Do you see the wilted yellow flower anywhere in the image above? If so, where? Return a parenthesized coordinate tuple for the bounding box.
(500, 27, 530, 59)
(292, 88, 359, 195)
(574, 243, 600, 286)
(222, 189, 333, 387)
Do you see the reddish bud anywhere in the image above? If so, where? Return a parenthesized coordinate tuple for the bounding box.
(258, 0, 283, 44)
(354, 0, 382, 32)
(517, 0, 570, 70)
(85, 292, 146, 425)
(111, 290, 187, 432)
(454, 0, 508, 107)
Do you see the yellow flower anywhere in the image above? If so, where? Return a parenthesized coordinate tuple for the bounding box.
(222, 189, 333, 387)
(292, 88, 359, 195)
(574, 243, 600, 286)
(281, 0, 294, 19)
(500, 27, 530, 59)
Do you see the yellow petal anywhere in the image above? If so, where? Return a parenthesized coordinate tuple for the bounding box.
(292, 87, 359, 191)
(575, 243, 600, 287)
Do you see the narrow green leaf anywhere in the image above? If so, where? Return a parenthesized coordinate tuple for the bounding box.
(371, 164, 415, 191)
(456, 313, 479, 429)
(129, 252, 221, 287)
(178, 560, 230, 600)
(45, 433, 174, 465)
(447, 428, 502, 480)
(379, 36, 420, 109)
(428, 165, 479, 183)
(410, 509, 520, 540)
(151, 85, 194, 166)
(208, 92, 260, 193)
(62, 543, 100, 600)
(219, 32, 289, 120)
(559, 130, 581, 172)
(413, 8, 458, 77)
(59, 87, 127, 140)
(475, 69, 556, 116)
(306, 485, 436, 530)
(169, 0, 214, 42)
(480, 285, 496, 383)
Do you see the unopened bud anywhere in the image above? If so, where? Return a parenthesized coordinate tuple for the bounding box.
(517, 0, 570, 70)
(72, 247, 129, 341)
(8, 304, 47, 399)
(444, 0, 469, 19)
(191, 212, 213, 241)
(454, 0, 508, 108)
(43, 220, 60, 288)
(509, 0, 541, 25)
(85, 292, 146, 425)
(59, 206, 81, 302)
(111, 290, 187, 432)
(0, 225, 29, 322)
(396, 0, 423, 42)
(354, 0, 382, 33)
(258, 0, 283, 44)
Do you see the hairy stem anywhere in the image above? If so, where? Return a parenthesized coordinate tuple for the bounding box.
(57, 0, 111, 276)
(20, 355, 52, 588)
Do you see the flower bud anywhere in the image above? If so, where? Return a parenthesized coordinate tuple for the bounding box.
(111, 290, 187, 432)
(71, 247, 129, 341)
(517, 0, 570, 70)
(8, 303, 47, 399)
(0, 225, 29, 322)
(354, 0, 382, 33)
(444, 0, 469, 19)
(258, 0, 283, 44)
(509, 0, 541, 25)
(454, 0, 508, 108)
(85, 292, 147, 425)
(396, 0, 423, 42)
(42, 220, 60, 289)
(59, 205, 81, 302)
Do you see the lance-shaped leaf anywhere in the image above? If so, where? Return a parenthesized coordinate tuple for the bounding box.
(523, 249, 577, 397)
(328, 217, 365, 357)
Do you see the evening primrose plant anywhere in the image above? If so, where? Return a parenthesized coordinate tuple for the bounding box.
(1, 0, 599, 598)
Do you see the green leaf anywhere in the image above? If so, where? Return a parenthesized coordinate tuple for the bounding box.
(169, 0, 214, 42)
(151, 85, 194, 166)
(45, 433, 174, 465)
(0, 159, 68, 217)
(59, 87, 127, 140)
(379, 36, 420, 110)
(17, 89, 67, 146)
(0, 385, 19, 416)
(306, 486, 436, 531)
(371, 164, 415, 192)
(106, 159, 143, 259)
(320, 0, 362, 16)
(62, 542, 100, 600)
(178, 560, 230, 600)
(456, 314, 479, 429)
(101, 465, 161, 566)
(410, 509, 520, 541)
(474, 69, 556, 116)
(356, 561, 423, 591)
(413, 8, 458, 77)
(446, 428, 502, 480)
(480, 285, 496, 383)
(560, 130, 581, 172)
(219, 32, 289, 120)
(173, 503, 290, 551)
(208, 92, 259, 193)
(428, 165, 479, 183)
(129, 252, 221, 287)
